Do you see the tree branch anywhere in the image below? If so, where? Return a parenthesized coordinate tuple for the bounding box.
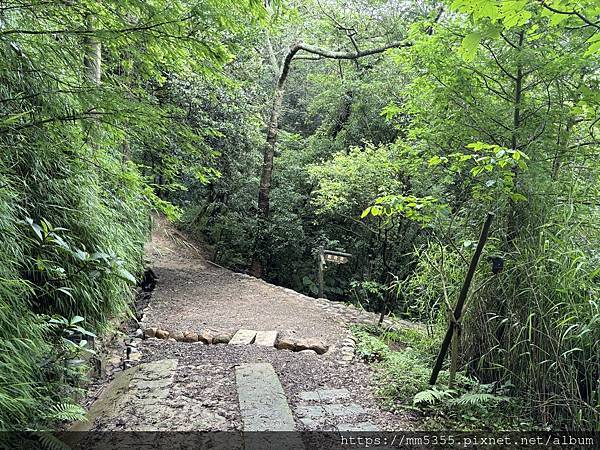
(539, 1, 600, 30)
(277, 41, 412, 88)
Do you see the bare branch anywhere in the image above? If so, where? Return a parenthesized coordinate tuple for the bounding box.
(277, 41, 411, 87)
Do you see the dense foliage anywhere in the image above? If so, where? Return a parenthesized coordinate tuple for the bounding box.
(0, 0, 263, 432)
(1, 0, 598, 433)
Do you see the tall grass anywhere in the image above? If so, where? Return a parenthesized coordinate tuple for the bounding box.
(0, 180, 52, 430)
(465, 221, 599, 429)
(404, 214, 599, 429)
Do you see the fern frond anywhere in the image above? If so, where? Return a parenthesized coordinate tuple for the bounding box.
(413, 387, 455, 405)
(450, 393, 508, 406)
(44, 403, 87, 422)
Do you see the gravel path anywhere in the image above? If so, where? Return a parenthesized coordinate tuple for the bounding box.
(141, 219, 350, 345)
(76, 217, 413, 435)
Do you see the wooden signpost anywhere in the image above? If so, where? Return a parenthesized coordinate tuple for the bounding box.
(317, 246, 351, 298)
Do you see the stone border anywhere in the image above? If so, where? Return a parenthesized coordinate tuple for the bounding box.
(140, 326, 330, 356)
(231, 273, 422, 367)
(338, 335, 357, 365)
(142, 327, 233, 344)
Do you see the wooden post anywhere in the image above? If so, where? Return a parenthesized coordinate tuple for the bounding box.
(378, 283, 392, 326)
(429, 212, 494, 385)
(318, 246, 325, 298)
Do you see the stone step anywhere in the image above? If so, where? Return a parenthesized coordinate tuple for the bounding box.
(254, 330, 278, 347)
(235, 363, 296, 431)
(68, 359, 179, 433)
(337, 422, 379, 432)
(229, 329, 257, 345)
(296, 403, 366, 419)
(298, 388, 350, 402)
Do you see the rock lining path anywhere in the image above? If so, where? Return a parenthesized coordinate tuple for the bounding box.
(76, 217, 413, 437)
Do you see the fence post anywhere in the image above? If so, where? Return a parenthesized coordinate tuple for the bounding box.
(318, 246, 325, 298)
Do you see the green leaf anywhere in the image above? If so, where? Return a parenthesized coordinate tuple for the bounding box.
(584, 35, 600, 57)
(56, 287, 73, 298)
(510, 192, 527, 202)
(549, 13, 569, 26)
(116, 267, 137, 283)
(31, 223, 44, 241)
(381, 103, 402, 120)
(1, 110, 30, 126)
(74, 249, 89, 261)
(428, 155, 442, 166)
(72, 326, 96, 337)
(460, 32, 482, 62)
(70, 315, 85, 325)
(475, 1, 499, 21)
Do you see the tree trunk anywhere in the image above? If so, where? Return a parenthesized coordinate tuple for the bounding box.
(331, 90, 353, 138)
(506, 30, 525, 246)
(258, 86, 284, 219)
(83, 15, 101, 156)
(84, 17, 101, 85)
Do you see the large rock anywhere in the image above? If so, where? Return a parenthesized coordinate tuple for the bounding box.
(198, 329, 216, 344)
(127, 352, 142, 362)
(299, 349, 317, 356)
(275, 337, 297, 351)
(229, 329, 256, 345)
(213, 332, 234, 344)
(254, 330, 278, 347)
(171, 331, 185, 342)
(182, 331, 199, 343)
(155, 329, 170, 340)
(296, 338, 328, 355)
(144, 327, 157, 338)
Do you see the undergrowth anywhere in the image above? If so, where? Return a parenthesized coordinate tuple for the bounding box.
(0, 62, 149, 433)
(353, 325, 535, 430)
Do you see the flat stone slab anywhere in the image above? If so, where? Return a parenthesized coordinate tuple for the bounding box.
(68, 359, 178, 433)
(229, 329, 257, 345)
(296, 403, 366, 419)
(254, 330, 278, 347)
(299, 389, 350, 402)
(235, 363, 295, 431)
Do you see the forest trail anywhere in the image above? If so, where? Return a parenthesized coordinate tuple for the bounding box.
(72, 218, 414, 437)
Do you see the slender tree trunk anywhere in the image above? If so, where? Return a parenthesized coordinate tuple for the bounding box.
(249, 34, 284, 277)
(552, 118, 574, 180)
(83, 15, 101, 158)
(331, 90, 353, 139)
(249, 86, 285, 277)
(258, 86, 284, 219)
(84, 16, 101, 85)
(506, 30, 525, 246)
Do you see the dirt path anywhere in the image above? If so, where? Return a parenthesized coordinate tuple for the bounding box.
(142, 219, 347, 343)
(75, 217, 413, 436)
